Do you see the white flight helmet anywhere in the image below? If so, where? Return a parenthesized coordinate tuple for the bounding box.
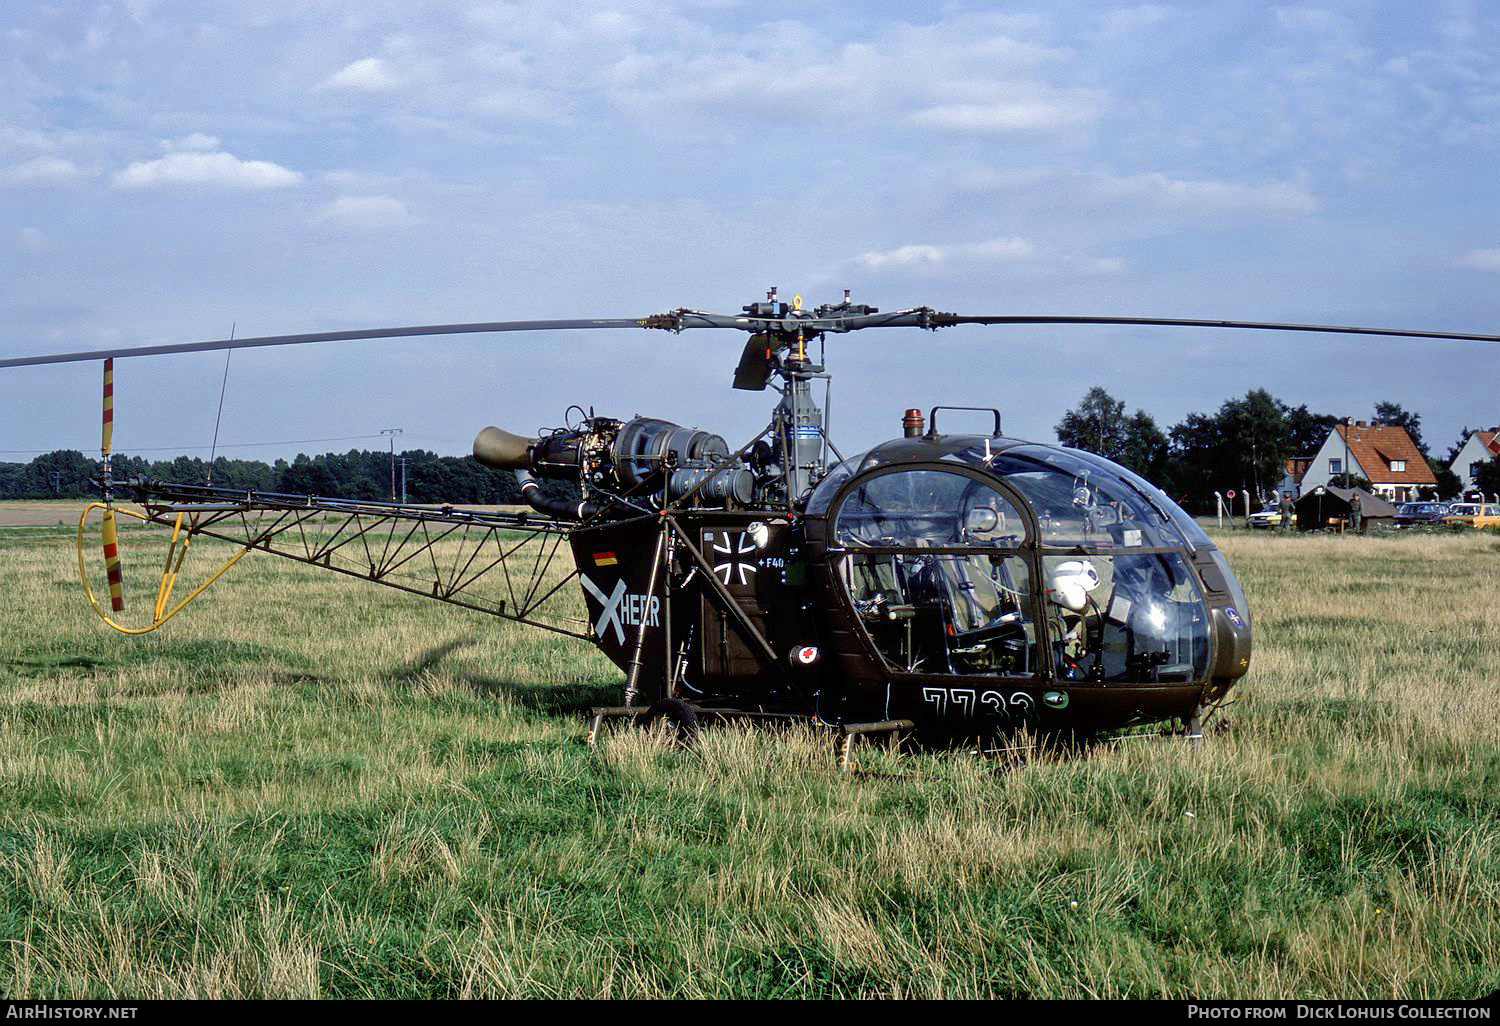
(1046, 559, 1101, 612)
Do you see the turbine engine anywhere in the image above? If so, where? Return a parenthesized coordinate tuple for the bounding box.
(474, 414, 756, 519)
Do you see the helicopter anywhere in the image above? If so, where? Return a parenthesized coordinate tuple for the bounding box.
(4, 291, 1497, 764)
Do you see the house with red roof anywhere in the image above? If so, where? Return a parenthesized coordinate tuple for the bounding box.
(1450, 428, 1499, 493)
(1298, 421, 1437, 503)
(1277, 455, 1314, 498)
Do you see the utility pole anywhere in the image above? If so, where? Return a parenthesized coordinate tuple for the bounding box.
(1251, 436, 1259, 503)
(380, 428, 403, 502)
(1342, 417, 1351, 490)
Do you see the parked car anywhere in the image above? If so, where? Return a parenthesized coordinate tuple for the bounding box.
(1394, 502, 1451, 528)
(1441, 503, 1500, 529)
(1247, 503, 1295, 530)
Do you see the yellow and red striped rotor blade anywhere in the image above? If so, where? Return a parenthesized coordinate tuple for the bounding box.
(101, 357, 114, 456)
(101, 507, 124, 612)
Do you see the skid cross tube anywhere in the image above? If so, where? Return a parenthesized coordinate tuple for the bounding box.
(836, 720, 916, 772)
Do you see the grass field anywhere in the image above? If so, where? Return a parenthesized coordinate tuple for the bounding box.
(0, 499, 98, 528)
(0, 511, 1496, 998)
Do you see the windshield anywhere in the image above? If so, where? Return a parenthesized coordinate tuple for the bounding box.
(1043, 552, 1210, 683)
(835, 469, 1027, 548)
(975, 445, 1192, 549)
(1057, 448, 1214, 548)
(805, 453, 864, 516)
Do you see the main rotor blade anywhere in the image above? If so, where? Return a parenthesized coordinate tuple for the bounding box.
(658, 306, 1500, 342)
(927, 313, 1500, 344)
(0, 317, 651, 369)
(6, 306, 1496, 369)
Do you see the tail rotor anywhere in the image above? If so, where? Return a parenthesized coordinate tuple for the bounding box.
(100, 358, 124, 612)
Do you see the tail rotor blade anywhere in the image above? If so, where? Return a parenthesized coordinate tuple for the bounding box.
(100, 357, 123, 611)
(102, 357, 114, 456)
(101, 507, 124, 612)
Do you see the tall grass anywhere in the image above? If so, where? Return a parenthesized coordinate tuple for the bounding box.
(0, 519, 1496, 997)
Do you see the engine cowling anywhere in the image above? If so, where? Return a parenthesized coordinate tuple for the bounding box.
(473, 414, 755, 509)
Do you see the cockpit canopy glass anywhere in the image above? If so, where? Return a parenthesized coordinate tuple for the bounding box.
(821, 452, 1217, 683)
(811, 440, 1212, 551)
(964, 445, 1195, 549)
(806, 453, 862, 516)
(835, 469, 1027, 548)
(1055, 448, 1212, 548)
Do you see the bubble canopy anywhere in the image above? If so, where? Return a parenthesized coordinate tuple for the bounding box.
(806, 437, 1212, 553)
(805, 437, 1226, 684)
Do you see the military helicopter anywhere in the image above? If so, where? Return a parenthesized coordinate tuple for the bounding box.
(4, 292, 1497, 763)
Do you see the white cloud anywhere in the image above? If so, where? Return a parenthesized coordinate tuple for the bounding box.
(161, 133, 220, 151)
(910, 92, 1108, 134)
(1454, 248, 1500, 273)
(3, 157, 80, 185)
(1273, 7, 1349, 34)
(113, 151, 302, 189)
(317, 57, 402, 92)
(855, 244, 946, 269)
(852, 237, 1130, 281)
(16, 227, 53, 251)
(601, 16, 1085, 134)
(966, 237, 1037, 261)
(1094, 5, 1176, 37)
(313, 195, 413, 227)
(1087, 172, 1320, 215)
(855, 237, 1034, 269)
(472, 88, 573, 121)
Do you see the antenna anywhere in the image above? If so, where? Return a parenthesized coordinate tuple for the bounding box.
(207, 323, 235, 484)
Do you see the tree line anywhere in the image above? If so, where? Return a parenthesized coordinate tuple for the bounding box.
(1054, 386, 1493, 510)
(0, 448, 579, 506)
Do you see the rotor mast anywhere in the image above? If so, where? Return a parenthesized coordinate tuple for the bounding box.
(724, 287, 877, 504)
(755, 288, 831, 503)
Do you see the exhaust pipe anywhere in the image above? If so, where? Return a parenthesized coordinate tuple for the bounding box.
(474, 425, 600, 520)
(513, 469, 601, 521)
(473, 425, 534, 470)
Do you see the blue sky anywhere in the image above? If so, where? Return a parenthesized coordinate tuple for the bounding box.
(2, 1, 1497, 467)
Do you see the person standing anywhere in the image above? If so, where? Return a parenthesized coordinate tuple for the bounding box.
(1350, 492, 1363, 535)
(1278, 491, 1294, 532)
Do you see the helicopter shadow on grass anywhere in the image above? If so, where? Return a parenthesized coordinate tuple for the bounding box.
(379, 638, 616, 718)
(5, 639, 306, 692)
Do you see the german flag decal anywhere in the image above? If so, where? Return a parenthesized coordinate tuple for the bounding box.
(592, 551, 618, 567)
